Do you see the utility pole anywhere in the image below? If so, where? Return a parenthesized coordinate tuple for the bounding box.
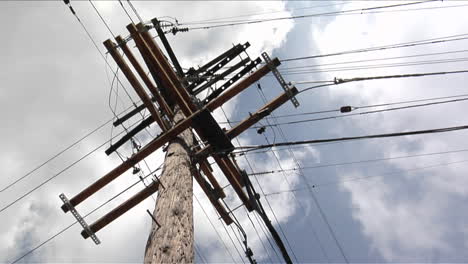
(144, 109, 194, 263)
(59, 15, 299, 263)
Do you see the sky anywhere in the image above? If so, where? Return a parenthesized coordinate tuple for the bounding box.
(1, 1, 468, 263)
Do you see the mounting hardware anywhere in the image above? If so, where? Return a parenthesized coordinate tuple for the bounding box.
(340, 106, 353, 113)
(146, 209, 161, 229)
(261, 52, 300, 108)
(59, 193, 101, 245)
(256, 126, 266, 135)
(132, 167, 141, 175)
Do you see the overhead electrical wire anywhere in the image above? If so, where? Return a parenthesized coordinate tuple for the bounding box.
(180, 0, 438, 29)
(181, 2, 349, 24)
(89, 0, 116, 39)
(256, 84, 348, 263)
(249, 148, 468, 176)
(253, 97, 468, 128)
(63, 0, 138, 107)
(0, 113, 151, 215)
(256, 86, 332, 262)
(10, 168, 160, 264)
(127, 0, 144, 24)
(280, 57, 468, 76)
(282, 33, 468, 62)
(0, 101, 141, 193)
(118, 0, 135, 24)
(233, 124, 468, 154)
(299, 69, 468, 94)
(264, 159, 468, 196)
(194, 194, 237, 263)
(281, 49, 468, 71)
(219, 93, 468, 125)
(217, 105, 295, 263)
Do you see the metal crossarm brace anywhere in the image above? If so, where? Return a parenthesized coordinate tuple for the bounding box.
(261, 52, 300, 108)
(203, 57, 262, 104)
(59, 193, 101, 245)
(187, 43, 250, 92)
(192, 57, 250, 96)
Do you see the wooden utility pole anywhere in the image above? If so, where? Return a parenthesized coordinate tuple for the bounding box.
(144, 109, 194, 263)
(60, 16, 297, 263)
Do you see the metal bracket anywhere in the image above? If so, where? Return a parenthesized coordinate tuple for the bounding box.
(261, 52, 300, 108)
(59, 193, 101, 245)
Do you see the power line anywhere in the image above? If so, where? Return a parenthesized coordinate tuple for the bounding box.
(181, 2, 349, 24)
(281, 49, 468, 70)
(0, 113, 149, 215)
(253, 97, 468, 128)
(233, 124, 468, 153)
(255, 85, 331, 262)
(220, 93, 468, 124)
(89, 0, 116, 39)
(249, 148, 468, 176)
(264, 159, 468, 196)
(127, 0, 144, 24)
(10, 168, 159, 264)
(280, 57, 468, 75)
(194, 194, 237, 263)
(299, 69, 468, 94)
(63, 1, 138, 107)
(181, 0, 438, 29)
(118, 0, 135, 24)
(218, 104, 296, 263)
(0, 100, 142, 193)
(282, 34, 468, 62)
(256, 84, 348, 263)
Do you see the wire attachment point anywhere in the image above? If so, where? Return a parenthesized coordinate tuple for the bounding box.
(59, 193, 101, 245)
(261, 52, 300, 108)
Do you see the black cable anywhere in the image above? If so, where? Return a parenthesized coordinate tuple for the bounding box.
(89, 0, 116, 39)
(218, 105, 292, 263)
(282, 33, 468, 62)
(0, 98, 142, 193)
(256, 85, 331, 262)
(0, 113, 149, 215)
(181, 2, 349, 24)
(194, 194, 237, 263)
(64, 1, 138, 108)
(234, 124, 468, 153)
(280, 57, 468, 75)
(118, 0, 135, 24)
(127, 0, 143, 24)
(195, 244, 208, 263)
(281, 49, 468, 70)
(249, 148, 468, 176)
(220, 93, 468, 124)
(264, 159, 468, 196)
(182, 0, 437, 29)
(299, 69, 468, 94)
(254, 97, 468, 128)
(10, 168, 158, 263)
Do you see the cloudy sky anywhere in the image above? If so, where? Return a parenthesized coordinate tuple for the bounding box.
(1, 1, 468, 263)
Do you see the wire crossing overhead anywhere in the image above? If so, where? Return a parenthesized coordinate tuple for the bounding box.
(57, 6, 299, 261)
(233, 124, 468, 153)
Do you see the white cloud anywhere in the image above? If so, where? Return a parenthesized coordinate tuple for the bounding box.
(0, 1, 296, 263)
(316, 1, 468, 261)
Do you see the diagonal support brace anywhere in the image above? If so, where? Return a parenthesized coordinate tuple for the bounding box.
(262, 52, 300, 108)
(59, 193, 100, 245)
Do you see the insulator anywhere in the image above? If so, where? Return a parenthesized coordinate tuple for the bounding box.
(340, 106, 353, 113)
(256, 126, 266, 134)
(132, 167, 141, 175)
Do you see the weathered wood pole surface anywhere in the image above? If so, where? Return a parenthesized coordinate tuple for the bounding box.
(144, 109, 194, 263)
